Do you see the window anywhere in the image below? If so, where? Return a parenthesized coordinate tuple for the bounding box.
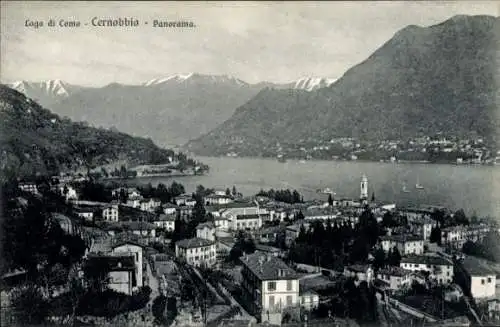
(268, 281, 276, 291)
(269, 296, 275, 307)
(482, 279, 485, 285)
(286, 295, 293, 306)
(488, 277, 492, 283)
(287, 280, 293, 291)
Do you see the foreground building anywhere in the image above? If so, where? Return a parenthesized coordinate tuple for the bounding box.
(240, 253, 299, 323)
(400, 255, 453, 284)
(175, 237, 217, 267)
(380, 234, 424, 255)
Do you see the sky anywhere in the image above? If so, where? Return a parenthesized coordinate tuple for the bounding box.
(1, 1, 498, 86)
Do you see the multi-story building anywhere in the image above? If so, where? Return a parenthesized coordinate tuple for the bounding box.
(214, 216, 230, 231)
(343, 265, 374, 283)
(400, 255, 453, 284)
(59, 184, 78, 201)
(139, 198, 161, 212)
(102, 203, 119, 222)
(18, 182, 38, 194)
(240, 253, 299, 322)
(175, 237, 217, 267)
(74, 207, 95, 221)
(153, 214, 176, 231)
(196, 222, 216, 241)
(205, 194, 233, 205)
(441, 224, 491, 249)
(174, 195, 196, 207)
(376, 267, 413, 290)
(461, 256, 497, 300)
(380, 234, 424, 255)
(408, 217, 435, 241)
(162, 203, 178, 215)
(234, 214, 262, 231)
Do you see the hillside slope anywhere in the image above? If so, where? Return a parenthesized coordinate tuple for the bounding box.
(186, 15, 500, 156)
(0, 85, 180, 179)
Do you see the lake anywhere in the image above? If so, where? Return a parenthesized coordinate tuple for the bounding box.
(132, 157, 500, 219)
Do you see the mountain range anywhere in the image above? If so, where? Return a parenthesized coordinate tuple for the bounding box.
(8, 75, 336, 147)
(186, 15, 500, 157)
(0, 85, 184, 180)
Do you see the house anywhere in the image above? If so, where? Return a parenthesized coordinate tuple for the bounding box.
(255, 244, 283, 258)
(376, 267, 413, 291)
(102, 203, 119, 222)
(240, 253, 299, 322)
(380, 234, 424, 255)
(174, 195, 196, 207)
(112, 187, 142, 199)
(175, 237, 217, 267)
(140, 198, 162, 212)
(234, 214, 262, 231)
(74, 207, 95, 221)
(400, 255, 453, 284)
(299, 290, 319, 310)
(196, 222, 216, 242)
(126, 196, 142, 208)
(285, 222, 310, 247)
(162, 203, 178, 215)
(303, 208, 338, 221)
(106, 221, 156, 239)
(111, 241, 144, 288)
(258, 226, 281, 244)
(441, 224, 491, 249)
(153, 214, 176, 231)
(59, 184, 78, 201)
(18, 182, 38, 194)
(409, 217, 435, 241)
(214, 216, 230, 231)
(205, 194, 233, 206)
(461, 256, 497, 300)
(343, 265, 374, 283)
(86, 254, 136, 295)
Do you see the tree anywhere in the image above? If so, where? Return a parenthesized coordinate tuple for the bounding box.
(387, 246, 402, 266)
(296, 210, 305, 221)
(232, 185, 237, 197)
(225, 188, 231, 196)
(371, 192, 375, 202)
(373, 247, 386, 270)
(430, 225, 442, 245)
(10, 283, 50, 325)
(454, 209, 469, 226)
(328, 194, 334, 206)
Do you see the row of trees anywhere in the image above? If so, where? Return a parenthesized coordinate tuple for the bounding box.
(256, 188, 304, 204)
(288, 208, 381, 270)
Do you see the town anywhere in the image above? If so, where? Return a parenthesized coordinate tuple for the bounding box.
(222, 135, 500, 165)
(2, 172, 500, 327)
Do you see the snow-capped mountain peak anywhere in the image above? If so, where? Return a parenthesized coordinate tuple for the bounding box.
(292, 77, 337, 91)
(9, 79, 75, 97)
(143, 73, 248, 87)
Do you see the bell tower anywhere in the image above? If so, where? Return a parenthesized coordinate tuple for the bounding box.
(360, 174, 368, 200)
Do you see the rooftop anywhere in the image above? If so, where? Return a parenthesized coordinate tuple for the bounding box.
(462, 255, 497, 276)
(176, 237, 214, 249)
(156, 214, 176, 222)
(241, 252, 298, 281)
(400, 255, 452, 266)
(345, 264, 371, 273)
(236, 214, 260, 220)
(378, 266, 412, 277)
(380, 234, 424, 243)
(196, 222, 215, 229)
